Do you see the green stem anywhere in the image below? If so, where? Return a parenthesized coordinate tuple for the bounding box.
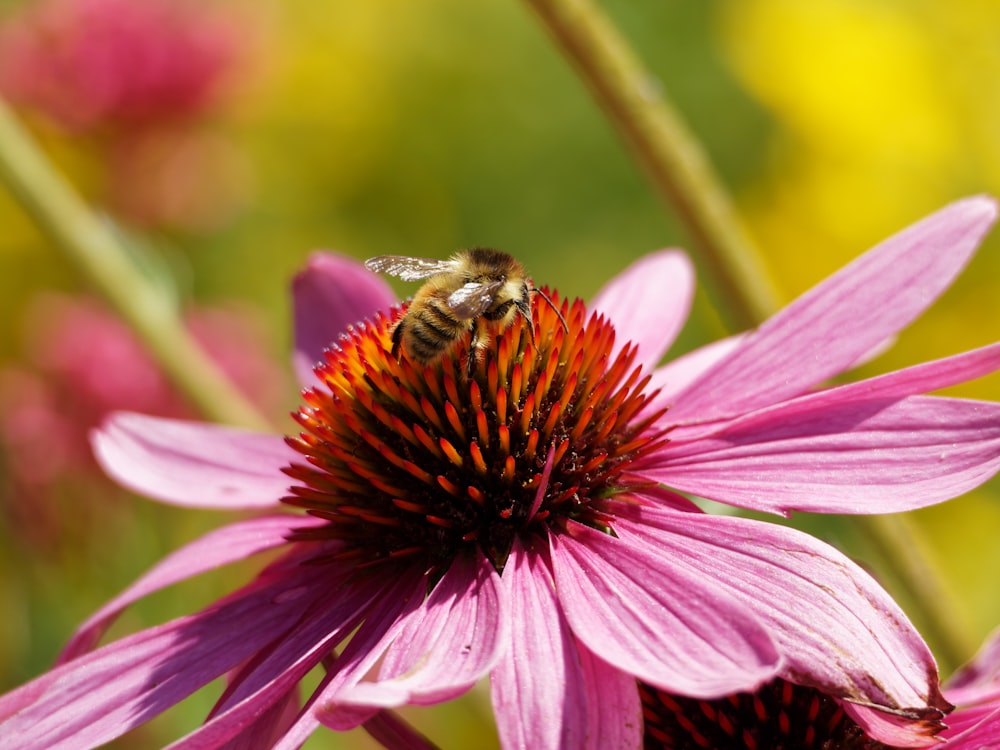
(0, 98, 271, 432)
(363, 711, 442, 750)
(855, 515, 975, 671)
(523, 0, 780, 331)
(523, 0, 972, 667)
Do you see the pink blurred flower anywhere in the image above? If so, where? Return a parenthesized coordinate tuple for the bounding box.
(2, 198, 1000, 748)
(0, 0, 239, 132)
(0, 294, 287, 546)
(0, 0, 251, 229)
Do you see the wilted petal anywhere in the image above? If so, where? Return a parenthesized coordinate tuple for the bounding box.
(332, 552, 505, 709)
(550, 523, 779, 698)
(61, 515, 324, 662)
(668, 196, 998, 423)
(590, 250, 694, 371)
(612, 502, 949, 746)
(292, 253, 397, 384)
(93, 412, 294, 509)
(640, 394, 1000, 515)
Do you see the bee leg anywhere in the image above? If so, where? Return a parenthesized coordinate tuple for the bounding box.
(515, 297, 535, 346)
(390, 320, 406, 360)
(466, 321, 482, 377)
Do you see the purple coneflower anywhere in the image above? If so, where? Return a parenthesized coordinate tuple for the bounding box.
(2, 197, 999, 749)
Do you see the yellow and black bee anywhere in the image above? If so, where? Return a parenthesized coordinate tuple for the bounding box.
(365, 248, 562, 374)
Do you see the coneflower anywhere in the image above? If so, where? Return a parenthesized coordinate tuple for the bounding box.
(3, 198, 1000, 749)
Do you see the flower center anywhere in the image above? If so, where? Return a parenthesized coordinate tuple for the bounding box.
(640, 679, 889, 749)
(283, 291, 665, 574)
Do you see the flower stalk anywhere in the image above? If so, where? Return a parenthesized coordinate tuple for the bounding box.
(0, 97, 270, 432)
(523, 0, 781, 331)
(858, 514, 977, 669)
(522, 0, 976, 670)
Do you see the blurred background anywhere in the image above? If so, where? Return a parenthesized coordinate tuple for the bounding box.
(0, 0, 998, 746)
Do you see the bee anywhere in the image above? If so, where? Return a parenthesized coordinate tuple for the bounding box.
(365, 248, 564, 375)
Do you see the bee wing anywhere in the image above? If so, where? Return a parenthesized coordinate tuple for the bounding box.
(447, 280, 504, 319)
(364, 255, 455, 281)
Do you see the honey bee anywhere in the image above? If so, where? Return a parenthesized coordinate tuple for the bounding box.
(365, 248, 564, 374)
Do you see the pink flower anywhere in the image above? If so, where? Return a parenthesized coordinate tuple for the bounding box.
(0, 294, 287, 548)
(0, 0, 250, 230)
(0, 0, 239, 132)
(2, 198, 1000, 749)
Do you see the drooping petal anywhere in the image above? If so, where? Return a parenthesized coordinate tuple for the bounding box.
(92, 412, 294, 509)
(639, 394, 1000, 515)
(60, 515, 323, 662)
(550, 523, 780, 698)
(331, 552, 506, 709)
(166, 570, 420, 750)
(311, 570, 438, 732)
(491, 538, 638, 750)
(0, 567, 335, 750)
(589, 250, 694, 371)
(610, 502, 950, 746)
(196, 688, 300, 750)
(667, 196, 998, 424)
(292, 252, 397, 385)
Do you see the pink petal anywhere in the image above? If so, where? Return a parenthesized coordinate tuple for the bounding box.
(658, 338, 1000, 445)
(550, 523, 780, 698)
(611, 502, 950, 745)
(60, 515, 322, 662)
(841, 703, 948, 748)
(491, 539, 639, 750)
(667, 196, 998, 424)
(645, 331, 896, 419)
(939, 705, 1000, 750)
(576, 641, 643, 750)
(332, 552, 505, 709)
(93, 412, 294, 509)
(644, 333, 747, 410)
(310, 572, 436, 732)
(270, 711, 320, 750)
(0, 569, 333, 750)
(167, 571, 418, 750)
(292, 252, 397, 385)
(590, 250, 695, 372)
(639, 394, 1000, 515)
(166, 688, 301, 750)
(945, 625, 1000, 707)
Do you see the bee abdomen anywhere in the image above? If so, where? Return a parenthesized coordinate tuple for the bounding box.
(404, 298, 467, 362)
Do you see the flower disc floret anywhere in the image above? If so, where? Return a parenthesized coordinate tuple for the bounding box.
(640, 678, 886, 749)
(283, 291, 666, 573)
